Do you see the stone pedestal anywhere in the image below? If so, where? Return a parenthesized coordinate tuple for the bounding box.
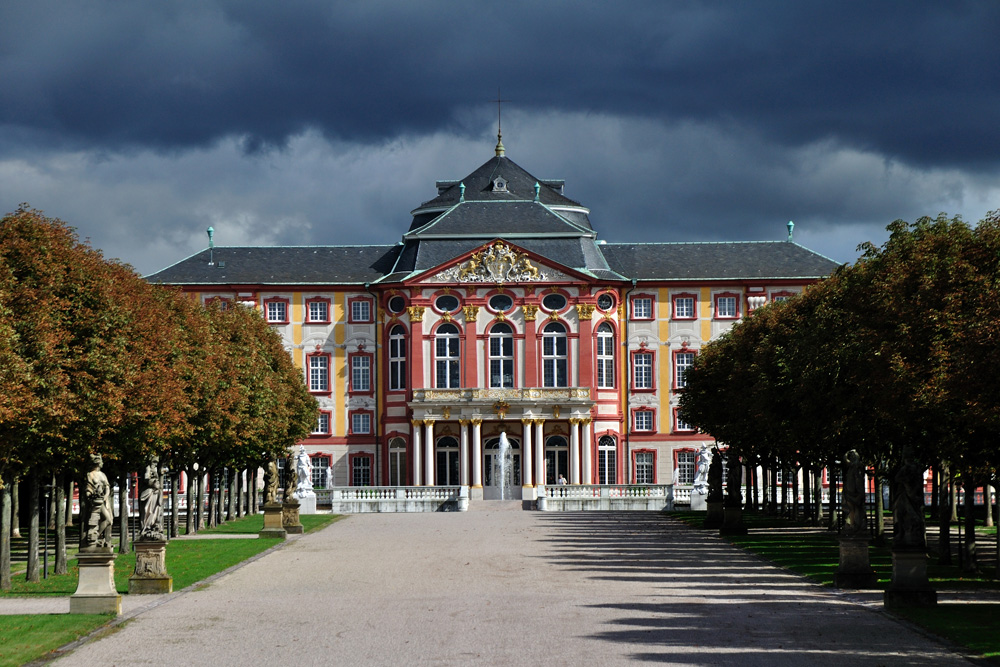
(884, 549, 937, 607)
(296, 493, 317, 515)
(690, 493, 707, 512)
(70, 548, 122, 615)
(704, 500, 724, 528)
(129, 540, 173, 594)
(259, 502, 287, 539)
(457, 486, 470, 512)
(282, 500, 303, 535)
(720, 506, 748, 536)
(834, 536, 878, 589)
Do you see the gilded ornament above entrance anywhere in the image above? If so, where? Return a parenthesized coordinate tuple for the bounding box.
(428, 241, 570, 284)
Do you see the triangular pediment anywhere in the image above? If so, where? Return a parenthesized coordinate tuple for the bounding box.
(414, 239, 588, 285)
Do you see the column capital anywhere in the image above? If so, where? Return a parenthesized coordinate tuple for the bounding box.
(411, 419, 424, 428)
(470, 417, 483, 427)
(522, 304, 539, 321)
(521, 418, 533, 426)
(577, 303, 595, 320)
(423, 419, 436, 427)
(462, 305, 479, 322)
(533, 418, 546, 426)
(459, 418, 471, 426)
(407, 305, 425, 322)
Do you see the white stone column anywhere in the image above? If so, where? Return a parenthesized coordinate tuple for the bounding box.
(521, 419, 533, 487)
(424, 420, 435, 486)
(581, 418, 593, 485)
(459, 420, 470, 486)
(534, 420, 545, 486)
(471, 419, 483, 487)
(569, 418, 581, 484)
(411, 420, 422, 486)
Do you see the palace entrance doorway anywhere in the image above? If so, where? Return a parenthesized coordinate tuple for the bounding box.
(483, 436, 521, 500)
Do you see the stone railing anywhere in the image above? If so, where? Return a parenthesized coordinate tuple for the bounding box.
(314, 486, 467, 513)
(538, 484, 673, 512)
(411, 387, 591, 403)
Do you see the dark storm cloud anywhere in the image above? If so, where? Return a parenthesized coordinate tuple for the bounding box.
(2, 1, 999, 169)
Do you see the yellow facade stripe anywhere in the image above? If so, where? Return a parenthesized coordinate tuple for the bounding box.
(333, 293, 347, 437)
(699, 286, 712, 342)
(292, 292, 303, 351)
(658, 288, 672, 433)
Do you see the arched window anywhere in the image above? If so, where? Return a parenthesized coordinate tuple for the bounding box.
(598, 435, 617, 485)
(435, 323, 460, 388)
(596, 322, 615, 389)
(544, 435, 569, 485)
(388, 325, 407, 391)
(388, 437, 407, 486)
(541, 322, 568, 387)
(435, 436, 460, 486)
(489, 323, 514, 388)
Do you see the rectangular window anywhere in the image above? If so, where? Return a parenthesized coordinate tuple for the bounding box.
(631, 297, 653, 320)
(313, 412, 330, 435)
(350, 298, 372, 323)
(351, 455, 372, 487)
(307, 299, 330, 323)
(632, 352, 653, 390)
(715, 294, 738, 319)
(633, 410, 654, 432)
(674, 410, 694, 433)
(351, 355, 371, 393)
(596, 327, 615, 389)
(674, 351, 695, 389)
(308, 355, 329, 393)
(265, 300, 288, 323)
(351, 412, 372, 435)
(388, 329, 407, 392)
(676, 451, 696, 485)
(635, 452, 655, 484)
(311, 455, 330, 489)
(673, 295, 695, 320)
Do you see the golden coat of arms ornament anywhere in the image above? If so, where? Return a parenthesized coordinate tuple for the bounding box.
(457, 241, 542, 283)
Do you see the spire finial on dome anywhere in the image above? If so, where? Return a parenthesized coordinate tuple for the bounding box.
(494, 87, 508, 157)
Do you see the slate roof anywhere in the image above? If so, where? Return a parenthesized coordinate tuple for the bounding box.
(145, 246, 399, 285)
(409, 156, 591, 232)
(406, 201, 593, 239)
(145, 153, 842, 288)
(600, 242, 841, 281)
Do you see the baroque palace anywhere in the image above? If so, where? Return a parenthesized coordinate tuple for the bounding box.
(148, 140, 839, 503)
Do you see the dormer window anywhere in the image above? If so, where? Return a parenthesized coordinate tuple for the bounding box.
(492, 176, 508, 193)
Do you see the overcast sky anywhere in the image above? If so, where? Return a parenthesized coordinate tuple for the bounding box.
(2, 1, 998, 276)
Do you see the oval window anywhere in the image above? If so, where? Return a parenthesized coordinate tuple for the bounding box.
(435, 294, 460, 312)
(542, 293, 566, 311)
(388, 296, 406, 313)
(597, 294, 614, 311)
(489, 294, 513, 312)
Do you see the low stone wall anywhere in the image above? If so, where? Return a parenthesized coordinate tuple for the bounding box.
(316, 486, 467, 513)
(539, 485, 674, 512)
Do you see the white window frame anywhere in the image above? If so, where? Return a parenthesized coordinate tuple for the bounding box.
(436, 324, 461, 389)
(351, 355, 371, 392)
(596, 323, 615, 389)
(541, 322, 568, 388)
(351, 412, 371, 435)
(632, 297, 653, 320)
(309, 355, 329, 393)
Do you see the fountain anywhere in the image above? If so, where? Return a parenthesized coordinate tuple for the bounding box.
(497, 432, 513, 500)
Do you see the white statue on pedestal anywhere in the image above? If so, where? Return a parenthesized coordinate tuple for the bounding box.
(693, 445, 711, 495)
(294, 445, 316, 499)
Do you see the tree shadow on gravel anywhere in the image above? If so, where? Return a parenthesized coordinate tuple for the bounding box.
(531, 512, 964, 666)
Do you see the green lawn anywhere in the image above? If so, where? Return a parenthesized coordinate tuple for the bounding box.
(0, 512, 341, 665)
(671, 510, 1000, 662)
(0, 614, 113, 667)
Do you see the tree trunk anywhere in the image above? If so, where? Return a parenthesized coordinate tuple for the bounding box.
(11, 478, 20, 538)
(26, 471, 40, 583)
(227, 469, 236, 522)
(950, 476, 959, 522)
(236, 469, 244, 518)
(813, 468, 824, 526)
(185, 467, 196, 535)
(938, 462, 952, 565)
(207, 469, 217, 529)
(196, 470, 206, 531)
(55, 473, 67, 575)
(170, 471, 179, 539)
(964, 483, 978, 571)
(65, 479, 74, 527)
(750, 461, 758, 512)
(793, 466, 802, 521)
(1, 473, 12, 590)
(117, 474, 129, 554)
(251, 468, 259, 514)
(929, 467, 939, 521)
(874, 471, 885, 542)
(986, 484, 994, 528)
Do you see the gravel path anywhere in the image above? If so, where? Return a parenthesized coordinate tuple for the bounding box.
(53, 507, 973, 666)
